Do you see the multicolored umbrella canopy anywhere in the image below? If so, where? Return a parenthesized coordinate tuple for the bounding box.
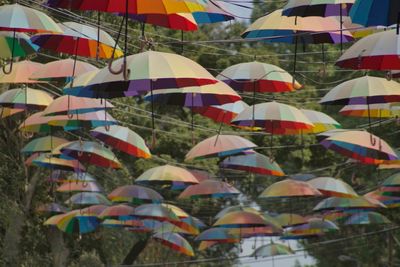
(65, 192, 111, 206)
(217, 61, 301, 93)
(31, 22, 123, 59)
(0, 32, 38, 59)
(242, 9, 354, 44)
(259, 179, 322, 198)
(60, 141, 122, 169)
(19, 111, 61, 133)
(252, 243, 294, 258)
(364, 190, 400, 208)
(313, 196, 384, 211)
(134, 204, 180, 223)
(143, 81, 241, 107)
(47, 111, 118, 131)
(220, 152, 285, 176)
(90, 125, 151, 158)
(108, 185, 163, 204)
(43, 95, 113, 116)
(185, 135, 257, 161)
(0, 88, 53, 110)
(30, 59, 98, 82)
(190, 0, 234, 24)
(152, 232, 195, 257)
(0, 61, 44, 84)
(274, 213, 307, 228)
(307, 177, 358, 198)
(195, 228, 240, 247)
(349, 0, 400, 27)
(214, 211, 281, 230)
(32, 153, 86, 172)
(63, 70, 100, 97)
(192, 101, 249, 125)
(0, 107, 24, 118)
(231, 102, 314, 135)
(55, 210, 100, 234)
(344, 211, 391, 225)
(339, 104, 400, 118)
(127, 13, 198, 31)
(215, 205, 261, 220)
(54, 172, 97, 183)
(290, 218, 339, 234)
(21, 136, 68, 154)
(152, 221, 195, 235)
(336, 30, 400, 70)
(300, 109, 342, 134)
(135, 164, 199, 186)
(80, 51, 218, 98)
(282, 0, 355, 17)
(178, 180, 240, 199)
(57, 181, 103, 193)
(98, 204, 135, 219)
(320, 76, 400, 105)
(319, 130, 398, 165)
(0, 4, 62, 33)
(36, 202, 68, 215)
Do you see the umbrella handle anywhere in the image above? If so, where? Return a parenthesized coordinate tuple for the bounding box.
(397, 12, 400, 35)
(108, 59, 129, 80)
(370, 134, 376, 146)
(386, 71, 392, 81)
(2, 30, 16, 75)
(2, 60, 13, 75)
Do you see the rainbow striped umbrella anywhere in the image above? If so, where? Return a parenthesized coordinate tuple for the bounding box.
(57, 181, 103, 193)
(252, 243, 294, 258)
(66, 192, 111, 206)
(47, 111, 118, 131)
(220, 152, 285, 176)
(364, 190, 400, 208)
(320, 130, 398, 165)
(259, 179, 322, 198)
(273, 213, 307, 228)
(36, 203, 68, 215)
(217, 61, 301, 93)
(32, 153, 85, 172)
(0, 107, 24, 118)
(98, 204, 135, 219)
(21, 136, 68, 154)
(31, 22, 123, 59)
(60, 141, 122, 169)
(300, 109, 341, 134)
(108, 185, 163, 204)
(152, 221, 195, 235)
(350, 0, 400, 27)
(19, 111, 61, 133)
(313, 196, 384, 211)
(30, 59, 98, 82)
(290, 218, 339, 235)
(185, 135, 257, 161)
(0, 61, 44, 84)
(336, 30, 400, 70)
(215, 206, 261, 220)
(344, 211, 391, 225)
(153, 232, 195, 257)
(0, 32, 38, 59)
(0, 88, 53, 110)
(283, 0, 355, 17)
(178, 180, 240, 199)
(214, 211, 279, 229)
(193, 101, 249, 126)
(55, 210, 101, 234)
(90, 125, 151, 158)
(135, 164, 199, 186)
(195, 228, 240, 242)
(42, 95, 113, 116)
(307, 177, 358, 198)
(339, 104, 400, 118)
(231, 101, 314, 135)
(190, 0, 234, 24)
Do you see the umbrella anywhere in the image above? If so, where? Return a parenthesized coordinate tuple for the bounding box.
(349, 0, 400, 27)
(313, 196, 384, 211)
(30, 59, 98, 82)
(252, 243, 294, 258)
(47, 111, 118, 131)
(60, 141, 122, 169)
(0, 61, 44, 84)
(56, 181, 103, 193)
(215, 206, 261, 220)
(90, 125, 151, 158)
(98, 204, 135, 219)
(192, 101, 249, 126)
(153, 232, 195, 257)
(108, 185, 163, 204)
(185, 135, 257, 161)
(19, 111, 62, 133)
(32, 154, 85, 172)
(80, 51, 217, 98)
(319, 130, 398, 165)
(102, 219, 143, 228)
(42, 95, 113, 116)
(364, 190, 400, 208)
(274, 213, 307, 228)
(55, 172, 97, 183)
(220, 152, 285, 176)
(178, 180, 240, 199)
(0, 107, 24, 118)
(217, 61, 301, 93)
(21, 136, 69, 154)
(195, 228, 240, 242)
(336, 29, 400, 70)
(31, 21, 123, 59)
(282, 0, 355, 17)
(307, 177, 358, 198)
(344, 211, 391, 225)
(300, 109, 342, 134)
(55, 210, 100, 234)
(259, 179, 322, 198)
(36, 203, 68, 215)
(134, 204, 180, 223)
(214, 211, 280, 230)
(63, 70, 100, 97)
(135, 164, 199, 187)
(339, 104, 400, 118)
(152, 221, 195, 235)
(290, 218, 339, 234)
(0, 88, 53, 110)
(0, 4, 61, 73)
(0, 32, 38, 59)
(65, 192, 111, 206)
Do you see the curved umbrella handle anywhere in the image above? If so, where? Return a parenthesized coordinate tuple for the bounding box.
(3, 30, 16, 75)
(2, 60, 13, 75)
(370, 133, 376, 146)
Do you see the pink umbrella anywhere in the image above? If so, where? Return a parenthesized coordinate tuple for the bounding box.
(0, 61, 44, 84)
